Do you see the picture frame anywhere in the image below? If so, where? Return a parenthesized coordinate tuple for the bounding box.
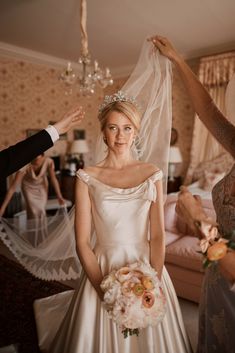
(73, 129, 86, 140)
(170, 127, 178, 146)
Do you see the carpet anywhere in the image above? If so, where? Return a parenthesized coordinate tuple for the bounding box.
(0, 255, 71, 353)
(179, 298, 199, 353)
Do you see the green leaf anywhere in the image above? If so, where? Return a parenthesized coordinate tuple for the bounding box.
(122, 327, 140, 338)
(203, 258, 212, 269)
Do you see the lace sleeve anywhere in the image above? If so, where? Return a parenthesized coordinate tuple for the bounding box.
(207, 103, 235, 158)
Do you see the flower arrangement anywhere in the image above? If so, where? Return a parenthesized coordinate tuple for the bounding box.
(198, 222, 235, 268)
(100, 260, 166, 338)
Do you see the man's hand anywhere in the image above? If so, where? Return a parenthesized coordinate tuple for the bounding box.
(54, 105, 85, 135)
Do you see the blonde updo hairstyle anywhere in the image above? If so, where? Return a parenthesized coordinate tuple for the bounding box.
(98, 101, 141, 133)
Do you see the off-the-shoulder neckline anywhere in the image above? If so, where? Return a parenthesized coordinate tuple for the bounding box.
(77, 169, 162, 190)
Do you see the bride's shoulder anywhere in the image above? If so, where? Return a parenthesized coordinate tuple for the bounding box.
(137, 162, 160, 175)
(83, 165, 103, 178)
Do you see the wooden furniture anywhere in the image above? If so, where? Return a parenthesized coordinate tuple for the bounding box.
(167, 176, 182, 194)
(60, 171, 76, 204)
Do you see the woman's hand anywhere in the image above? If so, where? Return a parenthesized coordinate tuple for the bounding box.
(58, 196, 66, 206)
(148, 35, 182, 63)
(176, 186, 216, 239)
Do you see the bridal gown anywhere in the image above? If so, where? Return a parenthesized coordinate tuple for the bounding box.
(197, 164, 235, 353)
(34, 169, 192, 353)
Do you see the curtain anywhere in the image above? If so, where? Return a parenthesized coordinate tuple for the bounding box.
(185, 52, 235, 184)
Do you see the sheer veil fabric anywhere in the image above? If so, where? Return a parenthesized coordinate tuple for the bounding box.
(0, 207, 81, 280)
(0, 40, 172, 281)
(96, 40, 172, 196)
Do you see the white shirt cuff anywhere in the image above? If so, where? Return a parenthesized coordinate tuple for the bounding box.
(45, 125, 59, 144)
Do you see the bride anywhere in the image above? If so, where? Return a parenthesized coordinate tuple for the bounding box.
(1, 38, 192, 352)
(33, 40, 192, 352)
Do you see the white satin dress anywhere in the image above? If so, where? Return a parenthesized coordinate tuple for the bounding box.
(34, 169, 192, 353)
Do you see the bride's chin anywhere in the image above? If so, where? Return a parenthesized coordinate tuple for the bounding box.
(114, 142, 131, 149)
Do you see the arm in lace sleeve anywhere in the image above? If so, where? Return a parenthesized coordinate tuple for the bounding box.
(173, 57, 235, 158)
(151, 36, 235, 158)
(219, 251, 235, 287)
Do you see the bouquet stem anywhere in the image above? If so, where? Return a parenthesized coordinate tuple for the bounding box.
(122, 328, 139, 338)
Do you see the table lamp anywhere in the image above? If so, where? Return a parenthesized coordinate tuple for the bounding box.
(168, 146, 182, 181)
(69, 139, 89, 170)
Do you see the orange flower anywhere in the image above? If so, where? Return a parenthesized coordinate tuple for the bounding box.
(141, 276, 154, 290)
(207, 242, 228, 261)
(133, 283, 145, 297)
(142, 291, 155, 308)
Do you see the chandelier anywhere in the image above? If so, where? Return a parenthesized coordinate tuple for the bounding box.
(59, 0, 113, 95)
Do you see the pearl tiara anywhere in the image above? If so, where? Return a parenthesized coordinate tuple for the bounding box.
(98, 91, 139, 113)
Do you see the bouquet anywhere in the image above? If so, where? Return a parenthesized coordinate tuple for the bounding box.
(175, 186, 235, 268)
(100, 260, 166, 338)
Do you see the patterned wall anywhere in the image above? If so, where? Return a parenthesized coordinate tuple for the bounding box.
(172, 59, 199, 177)
(0, 57, 104, 167)
(0, 55, 198, 177)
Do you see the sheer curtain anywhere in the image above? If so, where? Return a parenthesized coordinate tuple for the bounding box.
(185, 52, 235, 184)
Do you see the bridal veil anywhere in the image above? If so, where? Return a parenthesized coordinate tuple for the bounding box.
(0, 39, 172, 281)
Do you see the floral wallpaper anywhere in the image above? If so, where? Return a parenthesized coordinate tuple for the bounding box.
(0, 57, 104, 167)
(0, 55, 198, 178)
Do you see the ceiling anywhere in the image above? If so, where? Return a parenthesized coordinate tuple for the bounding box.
(0, 0, 235, 76)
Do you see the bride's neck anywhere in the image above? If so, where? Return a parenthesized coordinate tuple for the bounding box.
(103, 151, 135, 169)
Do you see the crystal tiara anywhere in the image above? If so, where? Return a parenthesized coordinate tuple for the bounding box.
(98, 91, 139, 113)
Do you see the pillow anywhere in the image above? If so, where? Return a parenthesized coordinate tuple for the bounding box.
(199, 171, 225, 191)
(192, 152, 234, 182)
(164, 201, 178, 233)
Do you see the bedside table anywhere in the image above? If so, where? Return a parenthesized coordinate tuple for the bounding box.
(167, 176, 182, 194)
(61, 170, 76, 204)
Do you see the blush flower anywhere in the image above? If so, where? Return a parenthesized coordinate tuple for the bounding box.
(116, 267, 132, 282)
(142, 291, 155, 308)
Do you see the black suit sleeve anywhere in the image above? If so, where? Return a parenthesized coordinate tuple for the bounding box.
(0, 130, 53, 181)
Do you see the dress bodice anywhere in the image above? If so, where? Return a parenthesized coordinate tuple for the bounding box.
(212, 163, 235, 238)
(22, 157, 53, 187)
(77, 169, 163, 249)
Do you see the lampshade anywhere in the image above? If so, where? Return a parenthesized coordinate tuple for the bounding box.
(169, 146, 182, 163)
(69, 140, 89, 154)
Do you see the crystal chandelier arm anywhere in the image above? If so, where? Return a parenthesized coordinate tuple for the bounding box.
(80, 0, 89, 57)
(59, 0, 113, 95)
